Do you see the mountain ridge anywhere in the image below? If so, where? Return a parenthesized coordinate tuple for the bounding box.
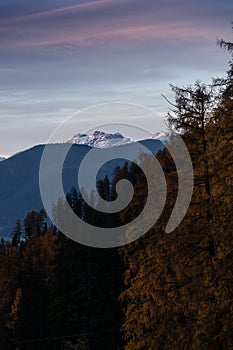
(67, 130, 132, 148)
(0, 138, 164, 238)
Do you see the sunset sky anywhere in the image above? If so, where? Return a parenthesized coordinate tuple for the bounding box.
(0, 0, 232, 156)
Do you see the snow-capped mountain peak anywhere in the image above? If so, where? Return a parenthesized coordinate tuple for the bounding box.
(152, 131, 171, 141)
(67, 130, 132, 148)
(67, 129, 171, 148)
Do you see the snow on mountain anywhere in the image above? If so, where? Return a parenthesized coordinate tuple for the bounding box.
(67, 130, 171, 148)
(0, 157, 5, 162)
(152, 131, 171, 142)
(67, 130, 132, 148)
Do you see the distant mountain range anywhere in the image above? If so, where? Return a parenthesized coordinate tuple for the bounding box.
(0, 131, 166, 238)
(68, 130, 170, 147)
(68, 130, 132, 147)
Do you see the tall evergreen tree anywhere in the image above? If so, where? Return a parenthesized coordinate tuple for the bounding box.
(12, 219, 22, 248)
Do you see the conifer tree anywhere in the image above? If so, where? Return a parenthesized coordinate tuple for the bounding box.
(12, 219, 21, 248)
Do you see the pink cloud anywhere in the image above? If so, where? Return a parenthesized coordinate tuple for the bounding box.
(2, 0, 116, 23)
(0, 108, 22, 114)
(0, 0, 230, 53)
(1, 20, 227, 51)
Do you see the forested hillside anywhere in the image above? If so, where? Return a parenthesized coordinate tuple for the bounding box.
(119, 35, 233, 350)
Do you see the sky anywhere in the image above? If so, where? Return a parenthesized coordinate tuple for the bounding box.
(0, 0, 232, 157)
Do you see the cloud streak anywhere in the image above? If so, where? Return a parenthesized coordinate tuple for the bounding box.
(0, 0, 231, 52)
(0, 0, 231, 156)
